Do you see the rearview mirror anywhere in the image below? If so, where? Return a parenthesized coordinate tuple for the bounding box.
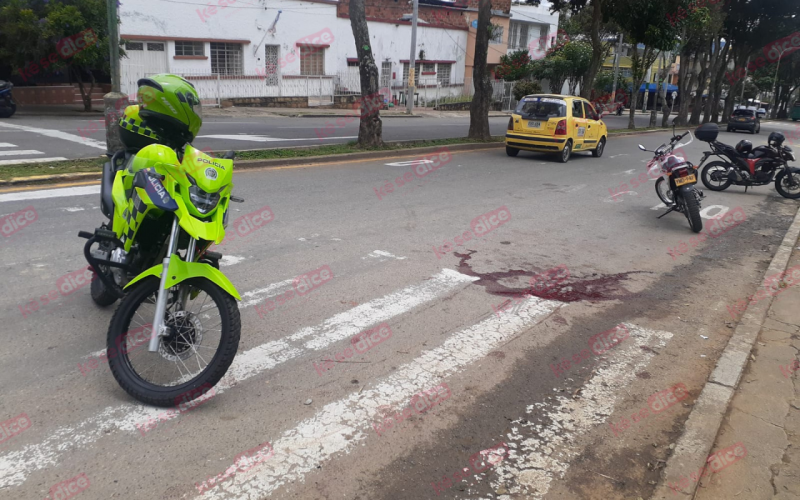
(638, 145, 647, 151)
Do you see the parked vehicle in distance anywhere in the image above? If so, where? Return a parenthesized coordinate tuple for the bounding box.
(791, 102, 800, 121)
(727, 109, 760, 134)
(505, 94, 608, 163)
(0, 80, 16, 118)
(756, 108, 767, 118)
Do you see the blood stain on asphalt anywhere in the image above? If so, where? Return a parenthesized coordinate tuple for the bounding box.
(454, 250, 645, 302)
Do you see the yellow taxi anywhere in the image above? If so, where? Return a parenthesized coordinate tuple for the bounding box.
(505, 94, 608, 163)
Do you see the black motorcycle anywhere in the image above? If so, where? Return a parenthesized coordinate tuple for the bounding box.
(638, 127, 704, 233)
(697, 123, 800, 199)
(0, 80, 16, 118)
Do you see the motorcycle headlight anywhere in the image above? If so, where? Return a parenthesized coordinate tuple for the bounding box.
(188, 178, 220, 215)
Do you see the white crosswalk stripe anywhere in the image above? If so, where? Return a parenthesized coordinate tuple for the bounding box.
(0, 157, 68, 166)
(0, 142, 17, 147)
(0, 269, 477, 489)
(0, 150, 44, 157)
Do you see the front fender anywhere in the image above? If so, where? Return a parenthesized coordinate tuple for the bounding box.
(125, 256, 241, 300)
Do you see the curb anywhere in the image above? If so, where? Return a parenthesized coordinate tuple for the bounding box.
(650, 205, 800, 499)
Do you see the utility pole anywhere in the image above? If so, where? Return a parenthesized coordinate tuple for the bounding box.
(406, 0, 419, 114)
(610, 33, 623, 105)
(104, 0, 126, 154)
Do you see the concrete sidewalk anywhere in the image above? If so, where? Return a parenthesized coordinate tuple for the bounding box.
(691, 243, 800, 499)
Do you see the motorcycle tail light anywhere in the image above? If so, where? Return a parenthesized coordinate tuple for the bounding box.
(507, 117, 514, 130)
(678, 169, 689, 177)
(555, 119, 567, 135)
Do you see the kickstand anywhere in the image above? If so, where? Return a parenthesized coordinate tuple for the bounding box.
(657, 206, 677, 219)
(744, 185, 748, 193)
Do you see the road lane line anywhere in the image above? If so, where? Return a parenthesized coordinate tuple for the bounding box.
(0, 122, 106, 150)
(0, 185, 100, 203)
(486, 323, 673, 499)
(0, 143, 18, 147)
(193, 295, 564, 499)
(0, 269, 476, 489)
(0, 157, 69, 166)
(0, 150, 44, 157)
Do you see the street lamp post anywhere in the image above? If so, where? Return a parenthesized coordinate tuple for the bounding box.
(406, 0, 419, 114)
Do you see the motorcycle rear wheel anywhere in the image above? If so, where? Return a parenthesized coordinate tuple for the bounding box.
(680, 187, 703, 233)
(775, 169, 800, 199)
(107, 276, 240, 407)
(701, 161, 733, 191)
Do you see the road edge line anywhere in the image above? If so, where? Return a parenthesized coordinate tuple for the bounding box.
(650, 204, 800, 499)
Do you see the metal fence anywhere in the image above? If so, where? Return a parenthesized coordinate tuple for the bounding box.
(144, 71, 518, 111)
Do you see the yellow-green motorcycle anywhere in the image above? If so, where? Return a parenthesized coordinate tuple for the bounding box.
(80, 143, 242, 407)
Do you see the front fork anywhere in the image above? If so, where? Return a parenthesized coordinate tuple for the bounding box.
(148, 216, 197, 353)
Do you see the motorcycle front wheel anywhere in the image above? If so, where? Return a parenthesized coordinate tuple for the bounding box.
(701, 161, 733, 191)
(655, 177, 674, 205)
(680, 187, 703, 233)
(775, 169, 800, 199)
(107, 276, 240, 407)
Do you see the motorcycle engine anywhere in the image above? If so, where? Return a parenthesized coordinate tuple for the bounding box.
(111, 248, 129, 286)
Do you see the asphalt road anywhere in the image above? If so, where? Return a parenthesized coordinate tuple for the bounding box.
(0, 128, 798, 500)
(0, 110, 665, 164)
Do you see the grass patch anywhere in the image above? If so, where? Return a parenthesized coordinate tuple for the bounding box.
(235, 137, 503, 161)
(0, 137, 503, 181)
(0, 157, 106, 182)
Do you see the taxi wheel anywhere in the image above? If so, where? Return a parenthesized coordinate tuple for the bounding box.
(557, 140, 572, 163)
(592, 137, 606, 158)
(506, 146, 519, 157)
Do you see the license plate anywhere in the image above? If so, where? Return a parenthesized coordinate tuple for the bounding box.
(738, 118, 747, 122)
(674, 174, 696, 186)
(527, 121, 541, 128)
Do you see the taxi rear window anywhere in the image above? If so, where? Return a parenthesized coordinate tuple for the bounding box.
(515, 98, 567, 119)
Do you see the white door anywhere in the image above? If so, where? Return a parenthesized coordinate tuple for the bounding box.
(121, 41, 168, 97)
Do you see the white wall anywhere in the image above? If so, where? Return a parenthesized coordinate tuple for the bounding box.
(120, 0, 469, 99)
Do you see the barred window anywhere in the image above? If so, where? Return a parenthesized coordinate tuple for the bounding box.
(508, 22, 529, 50)
(147, 42, 165, 52)
(211, 42, 243, 75)
(300, 46, 325, 75)
(437, 63, 451, 85)
(175, 41, 204, 57)
(125, 42, 143, 51)
(422, 63, 435, 73)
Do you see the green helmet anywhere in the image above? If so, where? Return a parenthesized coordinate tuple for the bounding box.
(118, 105, 161, 151)
(136, 74, 203, 145)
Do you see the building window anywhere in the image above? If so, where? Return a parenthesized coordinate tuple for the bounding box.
(147, 42, 165, 52)
(422, 62, 435, 73)
(347, 60, 360, 67)
(508, 22, 529, 50)
(437, 63, 451, 85)
(539, 27, 548, 50)
(490, 25, 504, 45)
(175, 41, 204, 57)
(125, 42, 143, 51)
(300, 46, 325, 75)
(211, 42, 243, 75)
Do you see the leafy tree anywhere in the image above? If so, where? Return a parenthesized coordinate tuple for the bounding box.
(0, 0, 113, 111)
(560, 41, 592, 94)
(495, 50, 532, 81)
(348, 0, 383, 147)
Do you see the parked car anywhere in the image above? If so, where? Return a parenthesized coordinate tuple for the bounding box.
(727, 108, 760, 134)
(505, 94, 609, 163)
(757, 108, 767, 118)
(791, 102, 800, 121)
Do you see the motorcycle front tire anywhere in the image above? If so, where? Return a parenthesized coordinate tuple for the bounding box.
(775, 168, 800, 199)
(680, 186, 703, 233)
(0, 102, 15, 118)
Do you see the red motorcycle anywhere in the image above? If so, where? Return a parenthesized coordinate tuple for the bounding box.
(697, 123, 800, 199)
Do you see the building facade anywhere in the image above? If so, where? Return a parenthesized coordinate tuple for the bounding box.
(119, 0, 557, 107)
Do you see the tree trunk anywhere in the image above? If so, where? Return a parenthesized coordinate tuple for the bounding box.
(651, 52, 668, 128)
(628, 45, 653, 129)
(468, 0, 492, 140)
(677, 50, 699, 126)
(72, 67, 94, 112)
(722, 48, 748, 124)
(674, 39, 692, 126)
(708, 41, 730, 123)
(349, 0, 383, 147)
(689, 48, 710, 125)
(580, 0, 605, 99)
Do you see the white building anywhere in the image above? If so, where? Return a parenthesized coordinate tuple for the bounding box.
(118, 0, 557, 107)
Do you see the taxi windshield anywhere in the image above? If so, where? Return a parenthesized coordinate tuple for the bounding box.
(515, 98, 567, 119)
